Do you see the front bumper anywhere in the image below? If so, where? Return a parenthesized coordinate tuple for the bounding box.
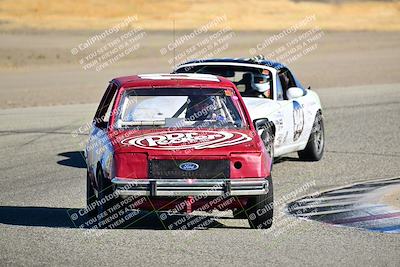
(111, 177, 269, 197)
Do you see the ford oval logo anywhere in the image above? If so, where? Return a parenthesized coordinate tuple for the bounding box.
(179, 162, 199, 171)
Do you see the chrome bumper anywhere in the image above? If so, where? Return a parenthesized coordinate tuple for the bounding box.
(111, 178, 269, 197)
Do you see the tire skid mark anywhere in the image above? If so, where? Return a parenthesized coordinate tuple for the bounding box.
(324, 101, 400, 111)
(326, 150, 400, 158)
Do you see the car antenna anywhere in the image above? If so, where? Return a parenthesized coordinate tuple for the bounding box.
(173, 18, 176, 69)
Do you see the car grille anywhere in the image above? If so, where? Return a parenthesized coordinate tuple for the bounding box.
(149, 160, 230, 179)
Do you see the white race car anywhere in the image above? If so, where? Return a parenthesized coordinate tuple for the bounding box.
(174, 57, 325, 161)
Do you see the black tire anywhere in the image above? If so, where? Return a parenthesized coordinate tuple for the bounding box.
(247, 178, 273, 229)
(298, 112, 325, 161)
(96, 167, 122, 229)
(86, 170, 98, 221)
(232, 208, 247, 219)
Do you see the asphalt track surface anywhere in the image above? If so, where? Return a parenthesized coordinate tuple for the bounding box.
(0, 83, 399, 266)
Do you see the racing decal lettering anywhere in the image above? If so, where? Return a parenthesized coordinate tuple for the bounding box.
(293, 101, 304, 141)
(121, 131, 252, 150)
(273, 116, 284, 146)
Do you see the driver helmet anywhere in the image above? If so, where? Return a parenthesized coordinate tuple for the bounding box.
(187, 95, 215, 120)
(251, 72, 271, 98)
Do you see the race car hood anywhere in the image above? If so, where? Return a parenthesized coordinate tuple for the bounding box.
(110, 128, 261, 157)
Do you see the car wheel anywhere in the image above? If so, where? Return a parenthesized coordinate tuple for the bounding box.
(96, 167, 121, 229)
(298, 111, 325, 161)
(86, 170, 97, 220)
(246, 178, 273, 229)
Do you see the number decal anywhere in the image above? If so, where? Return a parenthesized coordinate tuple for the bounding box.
(293, 101, 304, 141)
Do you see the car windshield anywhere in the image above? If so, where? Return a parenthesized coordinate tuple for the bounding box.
(114, 88, 246, 129)
(175, 65, 273, 98)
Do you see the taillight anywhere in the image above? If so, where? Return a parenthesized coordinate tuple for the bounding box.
(114, 153, 148, 179)
(230, 152, 271, 178)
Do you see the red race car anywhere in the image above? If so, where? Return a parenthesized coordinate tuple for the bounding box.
(85, 73, 273, 229)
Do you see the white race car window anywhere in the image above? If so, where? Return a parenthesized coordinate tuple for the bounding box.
(276, 77, 284, 100)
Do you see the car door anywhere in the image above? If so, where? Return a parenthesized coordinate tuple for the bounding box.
(276, 69, 307, 149)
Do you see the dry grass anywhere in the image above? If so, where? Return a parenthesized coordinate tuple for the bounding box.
(0, 0, 399, 31)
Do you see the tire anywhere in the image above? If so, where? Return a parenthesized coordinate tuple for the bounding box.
(232, 208, 247, 219)
(96, 167, 122, 229)
(246, 178, 273, 229)
(298, 111, 325, 161)
(86, 170, 98, 220)
(260, 122, 274, 165)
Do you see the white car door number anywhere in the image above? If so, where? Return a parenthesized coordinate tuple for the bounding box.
(293, 100, 304, 141)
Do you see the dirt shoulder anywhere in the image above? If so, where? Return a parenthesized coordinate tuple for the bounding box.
(0, 30, 399, 109)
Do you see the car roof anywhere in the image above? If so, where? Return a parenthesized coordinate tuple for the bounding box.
(177, 57, 287, 70)
(112, 73, 235, 89)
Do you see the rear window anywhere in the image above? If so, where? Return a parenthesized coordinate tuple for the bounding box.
(114, 88, 247, 130)
(176, 65, 273, 97)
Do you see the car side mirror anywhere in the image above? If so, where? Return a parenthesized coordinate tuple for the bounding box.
(287, 87, 304, 99)
(253, 118, 269, 130)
